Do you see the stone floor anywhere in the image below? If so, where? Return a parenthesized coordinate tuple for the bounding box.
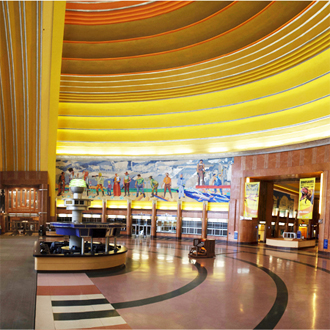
(1, 236, 330, 329)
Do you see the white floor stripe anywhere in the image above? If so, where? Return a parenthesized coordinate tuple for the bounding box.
(35, 296, 55, 330)
(100, 316, 127, 326)
(52, 303, 114, 313)
(51, 294, 104, 301)
(54, 318, 103, 329)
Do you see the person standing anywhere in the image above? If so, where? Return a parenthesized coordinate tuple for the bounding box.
(196, 160, 205, 186)
(177, 173, 185, 199)
(67, 167, 75, 183)
(83, 171, 90, 196)
(107, 181, 112, 196)
(135, 174, 145, 198)
(113, 173, 121, 196)
(149, 176, 158, 197)
(92, 173, 105, 196)
(123, 172, 131, 197)
(162, 173, 172, 199)
(57, 172, 65, 196)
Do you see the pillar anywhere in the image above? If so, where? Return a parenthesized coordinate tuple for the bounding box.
(151, 200, 157, 238)
(127, 199, 132, 237)
(285, 211, 289, 232)
(176, 200, 182, 239)
(202, 201, 208, 239)
(102, 199, 107, 223)
(39, 184, 48, 226)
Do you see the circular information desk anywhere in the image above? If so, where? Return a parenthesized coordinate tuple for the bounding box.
(33, 222, 127, 271)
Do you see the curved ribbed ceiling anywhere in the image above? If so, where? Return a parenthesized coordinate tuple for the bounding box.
(57, 1, 330, 156)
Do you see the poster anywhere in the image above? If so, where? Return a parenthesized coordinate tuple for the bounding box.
(297, 178, 315, 219)
(243, 182, 260, 218)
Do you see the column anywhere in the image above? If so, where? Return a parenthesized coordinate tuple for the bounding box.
(127, 199, 132, 237)
(151, 199, 157, 238)
(176, 200, 182, 239)
(285, 211, 289, 232)
(102, 199, 107, 223)
(202, 201, 208, 239)
(39, 184, 48, 226)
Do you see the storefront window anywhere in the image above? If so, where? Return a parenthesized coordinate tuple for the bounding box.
(31, 190, 34, 209)
(182, 218, 202, 235)
(156, 216, 176, 233)
(207, 220, 228, 237)
(12, 190, 16, 208)
(22, 190, 25, 206)
(8, 190, 11, 209)
(35, 191, 38, 209)
(17, 190, 21, 208)
(26, 190, 29, 207)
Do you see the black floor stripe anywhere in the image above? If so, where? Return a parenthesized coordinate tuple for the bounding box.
(53, 309, 119, 321)
(112, 262, 207, 309)
(52, 298, 109, 307)
(224, 255, 288, 330)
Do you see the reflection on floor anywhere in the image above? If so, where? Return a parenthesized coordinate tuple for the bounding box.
(1, 235, 329, 329)
(33, 237, 330, 329)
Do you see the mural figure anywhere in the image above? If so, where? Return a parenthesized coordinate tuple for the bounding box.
(57, 172, 65, 196)
(215, 173, 223, 194)
(123, 172, 131, 197)
(197, 160, 205, 186)
(83, 171, 90, 196)
(149, 176, 158, 197)
(135, 174, 145, 198)
(163, 173, 172, 199)
(113, 173, 121, 196)
(177, 173, 185, 199)
(107, 181, 112, 196)
(67, 168, 76, 183)
(93, 173, 105, 196)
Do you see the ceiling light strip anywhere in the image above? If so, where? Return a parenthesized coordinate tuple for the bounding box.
(57, 116, 330, 144)
(57, 95, 330, 131)
(58, 71, 330, 118)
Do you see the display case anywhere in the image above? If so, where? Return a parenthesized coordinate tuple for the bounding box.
(156, 215, 177, 233)
(182, 217, 202, 235)
(207, 219, 228, 237)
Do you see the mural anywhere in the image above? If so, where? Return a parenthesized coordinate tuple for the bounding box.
(56, 157, 234, 203)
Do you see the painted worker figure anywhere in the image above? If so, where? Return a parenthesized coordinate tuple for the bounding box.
(92, 172, 105, 196)
(67, 167, 75, 183)
(163, 173, 172, 198)
(196, 159, 205, 186)
(107, 181, 112, 196)
(57, 172, 65, 196)
(123, 172, 131, 197)
(135, 174, 145, 198)
(113, 173, 121, 196)
(149, 176, 158, 197)
(177, 173, 185, 199)
(83, 171, 90, 196)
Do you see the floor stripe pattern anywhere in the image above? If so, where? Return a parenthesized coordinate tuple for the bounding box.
(35, 273, 130, 330)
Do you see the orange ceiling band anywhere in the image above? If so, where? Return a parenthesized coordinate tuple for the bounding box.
(60, 1, 317, 77)
(65, 2, 193, 25)
(66, 1, 151, 11)
(62, 2, 274, 61)
(63, 2, 237, 44)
